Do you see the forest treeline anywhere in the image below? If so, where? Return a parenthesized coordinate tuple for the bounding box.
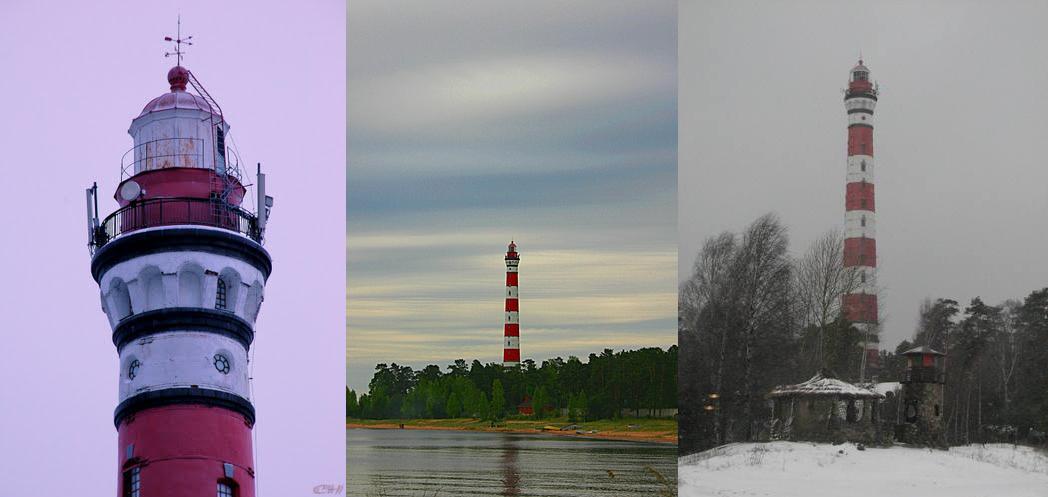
(679, 213, 1048, 454)
(347, 347, 676, 422)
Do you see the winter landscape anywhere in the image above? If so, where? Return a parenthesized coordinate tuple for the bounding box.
(680, 441, 1048, 497)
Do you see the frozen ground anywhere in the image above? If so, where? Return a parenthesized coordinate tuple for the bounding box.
(679, 441, 1048, 497)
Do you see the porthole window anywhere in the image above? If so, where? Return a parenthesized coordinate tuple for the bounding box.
(128, 360, 141, 380)
(216, 278, 228, 311)
(214, 354, 231, 375)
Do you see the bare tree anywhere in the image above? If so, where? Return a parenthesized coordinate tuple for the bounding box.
(794, 228, 863, 371)
(679, 214, 796, 446)
(995, 299, 1022, 420)
(727, 214, 793, 440)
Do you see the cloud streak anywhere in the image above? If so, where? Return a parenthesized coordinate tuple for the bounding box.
(347, 1, 677, 392)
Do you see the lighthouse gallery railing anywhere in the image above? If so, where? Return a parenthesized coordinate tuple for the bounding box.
(91, 197, 260, 253)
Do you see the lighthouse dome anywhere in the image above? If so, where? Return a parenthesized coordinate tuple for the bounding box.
(137, 66, 217, 117)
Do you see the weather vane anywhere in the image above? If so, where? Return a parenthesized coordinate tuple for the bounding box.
(164, 15, 193, 66)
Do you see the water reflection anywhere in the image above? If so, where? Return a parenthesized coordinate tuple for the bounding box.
(501, 437, 520, 496)
(347, 428, 677, 496)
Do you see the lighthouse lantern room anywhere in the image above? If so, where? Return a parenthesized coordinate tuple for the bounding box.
(85, 38, 273, 497)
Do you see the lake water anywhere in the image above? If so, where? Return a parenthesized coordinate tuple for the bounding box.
(347, 428, 677, 496)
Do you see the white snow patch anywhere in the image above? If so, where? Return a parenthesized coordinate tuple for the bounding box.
(768, 373, 883, 399)
(869, 381, 901, 396)
(680, 442, 1048, 497)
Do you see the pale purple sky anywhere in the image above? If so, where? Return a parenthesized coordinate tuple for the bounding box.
(0, 1, 345, 495)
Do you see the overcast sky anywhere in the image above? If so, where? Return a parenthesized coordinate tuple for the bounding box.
(680, 0, 1048, 349)
(347, 1, 677, 393)
(0, 1, 344, 494)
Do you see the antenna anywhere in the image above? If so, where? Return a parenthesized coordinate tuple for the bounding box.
(164, 15, 193, 65)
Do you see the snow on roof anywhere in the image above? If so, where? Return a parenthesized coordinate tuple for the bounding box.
(902, 345, 945, 356)
(768, 372, 884, 399)
(867, 382, 901, 396)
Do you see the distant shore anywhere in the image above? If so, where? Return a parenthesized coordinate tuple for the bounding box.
(347, 417, 678, 444)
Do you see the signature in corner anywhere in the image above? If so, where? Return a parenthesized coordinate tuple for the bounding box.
(313, 483, 344, 494)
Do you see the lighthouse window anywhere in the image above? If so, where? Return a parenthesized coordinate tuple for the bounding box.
(128, 359, 141, 380)
(123, 467, 141, 497)
(860, 160, 866, 172)
(216, 127, 226, 158)
(216, 278, 228, 311)
(217, 481, 236, 497)
(860, 215, 866, 227)
(214, 354, 231, 375)
(860, 272, 866, 283)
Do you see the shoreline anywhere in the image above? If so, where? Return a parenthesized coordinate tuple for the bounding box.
(346, 419, 678, 445)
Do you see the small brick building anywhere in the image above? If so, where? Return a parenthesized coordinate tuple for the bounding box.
(767, 370, 885, 443)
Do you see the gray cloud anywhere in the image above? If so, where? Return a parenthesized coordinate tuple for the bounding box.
(348, 0, 677, 392)
(680, 0, 1048, 349)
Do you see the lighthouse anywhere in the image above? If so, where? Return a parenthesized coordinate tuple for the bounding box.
(842, 58, 880, 372)
(85, 46, 273, 497)
(503, 241, 520, 367)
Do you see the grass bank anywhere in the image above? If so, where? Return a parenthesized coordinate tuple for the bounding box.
(346, 416, 677, 444)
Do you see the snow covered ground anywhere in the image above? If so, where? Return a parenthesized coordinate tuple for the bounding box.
(679, 441, 1048, 497)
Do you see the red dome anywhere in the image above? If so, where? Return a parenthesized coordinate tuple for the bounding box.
(137, 67, 217, 118)
(167, 65, 189, 91)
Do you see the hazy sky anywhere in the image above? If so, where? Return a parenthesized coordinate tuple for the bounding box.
(0, 1, 344, 494)
(680, 0, 1048, 348)
(347, 1, 677, 393)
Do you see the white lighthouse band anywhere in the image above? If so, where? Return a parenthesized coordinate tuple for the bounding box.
(846, 155, 875, 183)
(844, 210, 876, 239)
(119, 331, 249, 403)
(93, 226, 270, 427)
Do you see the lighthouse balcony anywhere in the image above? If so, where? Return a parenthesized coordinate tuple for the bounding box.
(122, 136, 241, 180)
(90, 197, 260, 253)
(902, 367, 945, 384)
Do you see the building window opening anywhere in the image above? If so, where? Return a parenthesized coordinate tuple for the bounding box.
(860, 160, 866, 172)
(123, 467, 141, 497)
(861, 215, 866, 227)
(216, 127, 226, 159)
(846, 400, 858, 423)
(214, 354, 231, 375)
(216, 278, 228, 311)
(218, 481, 237, 497)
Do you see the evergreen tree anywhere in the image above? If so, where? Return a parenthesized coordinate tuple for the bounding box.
(490, 379, 506, 423)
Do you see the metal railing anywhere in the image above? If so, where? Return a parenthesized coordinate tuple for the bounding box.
(121, 137, 207, 179)
(90, 197, 260, 252)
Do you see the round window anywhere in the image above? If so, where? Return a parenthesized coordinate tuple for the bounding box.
(214, 354, 231, 375)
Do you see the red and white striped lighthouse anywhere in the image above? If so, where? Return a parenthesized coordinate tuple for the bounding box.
(842, 58, 880, 370)
(85, 46, 273, 497)
(503, 241, 520, 367)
